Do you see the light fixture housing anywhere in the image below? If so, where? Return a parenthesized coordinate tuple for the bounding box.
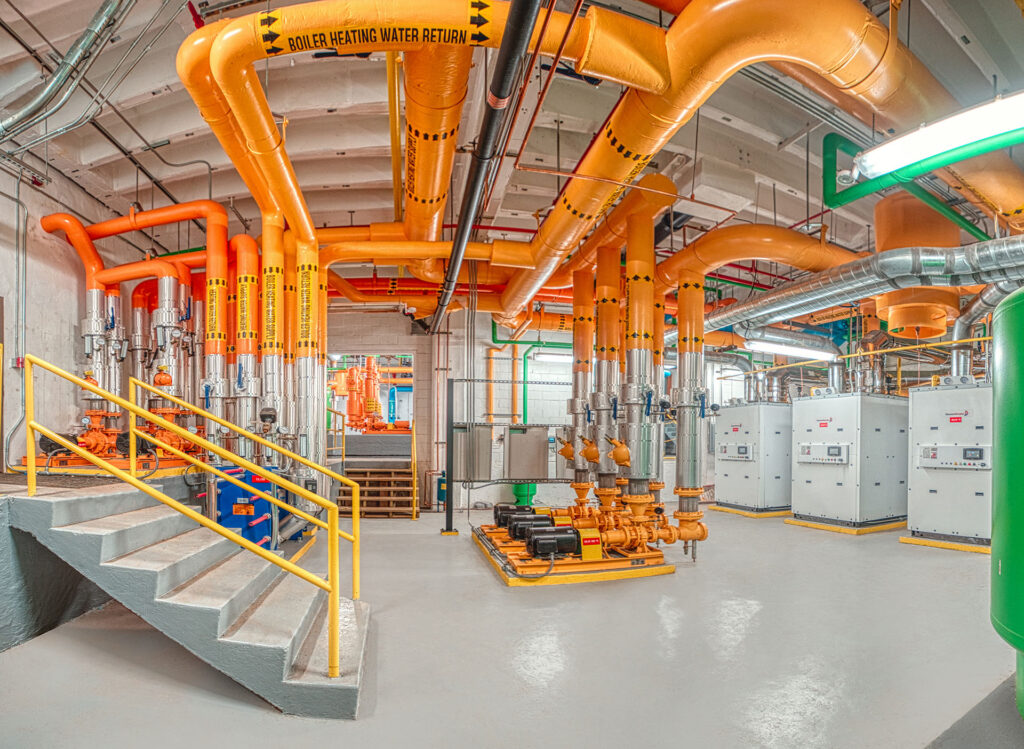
(745, 339, 837, 361)
(853, 90, 1024, 179)
(534, 352, 573, 363)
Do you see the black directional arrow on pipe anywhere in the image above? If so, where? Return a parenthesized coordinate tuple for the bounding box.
(266, 46, 283, 54)
(471, 32, 489, 43)
(470, 14, 487, 26)
(259, 14, 278, 26)
(471, 0, 489, 9)
(262, 31, 280, 43)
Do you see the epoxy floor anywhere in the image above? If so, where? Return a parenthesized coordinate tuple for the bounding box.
(0, 508, 1014, 748)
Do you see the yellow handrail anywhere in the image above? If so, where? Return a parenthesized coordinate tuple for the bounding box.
(132, 377, 359, 599)
(327, 407, 347, 460)
(23, 354, 360, 678)
(410, 418, 419, 521)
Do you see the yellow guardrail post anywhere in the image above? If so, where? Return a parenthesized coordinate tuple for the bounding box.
(327, 505, 340, 678)
(411, 419, 418, 521)
(25, 356, 35, 496)
(352, 482, 360, 600)
(129, 379, 138, 478)
(342, 413, 346, 462)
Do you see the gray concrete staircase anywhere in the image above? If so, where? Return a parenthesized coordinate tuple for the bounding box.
(8, 481, 369, 718)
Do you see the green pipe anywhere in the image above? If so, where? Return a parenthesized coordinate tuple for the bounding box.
(158, 244, 206, 257)
(491, 319, 573, 349)
(992, 287, 1024, 718)
(521, 344, 538, 423)
(823, 132, 992, 241)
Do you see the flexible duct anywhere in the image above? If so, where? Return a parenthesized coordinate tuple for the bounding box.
(951, 281, 1022, 378)
(707, 237, 1024, 333)
(705, 351, 757, 403)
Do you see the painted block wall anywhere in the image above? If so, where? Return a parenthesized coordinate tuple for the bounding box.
(0, 169, 144, 650)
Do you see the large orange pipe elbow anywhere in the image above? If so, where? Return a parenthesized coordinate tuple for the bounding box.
(40, 213, 105, 289)
(94, 259, 177, 286)
(655, 225, 858, 293)
(86, 201, 230, 357)
(132, 279, 158, 311)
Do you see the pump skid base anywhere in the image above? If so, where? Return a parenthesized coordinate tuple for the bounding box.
(710, 504, 792, 518)
(785, 517, 907, 535)
(472, 526, 675, 587)
(899, 534, 992, 554)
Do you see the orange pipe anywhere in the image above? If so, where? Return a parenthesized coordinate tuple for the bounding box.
(656, 225, 858, 292)
(548, 174, 677, 287)
(511, 344, 520, 424)
(40, 213, 106, 289)
(226, 258, 237, 364)
(485, 344, 507, 424)
(595, 245, 621, 362)
(94, 258, 177, 286)
(654, 292, 665, 367)
(230, 234, 260, 357)
(572, 270, 595, 373)
(402, 47, 473, 243)
(132, 279, 158, 311)
(86, 201, 230, 358)
(625, 213, 655, 351)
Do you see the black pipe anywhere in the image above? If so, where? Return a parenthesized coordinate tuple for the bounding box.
(443, 376, 456, 534)
(427, 0, 544, 333)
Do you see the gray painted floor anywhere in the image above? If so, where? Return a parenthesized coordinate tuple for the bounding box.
(0, 509, 1016, 748)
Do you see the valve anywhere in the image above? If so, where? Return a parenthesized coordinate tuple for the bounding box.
(153, 365, 172, 387)
(555, 436, 574, 461)
(605, 437, 631, 467)
(580, 437, 600, 463)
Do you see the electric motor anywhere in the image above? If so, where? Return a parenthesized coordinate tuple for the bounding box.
(507, 514, 553, 540)
(526, 526, 580, 557)
(494, 503, 531, 527)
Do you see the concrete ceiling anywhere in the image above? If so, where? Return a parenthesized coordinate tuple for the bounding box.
(1, 0, 1022, 293)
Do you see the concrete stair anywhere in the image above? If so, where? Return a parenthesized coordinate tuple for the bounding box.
(8, 480, 369, 718)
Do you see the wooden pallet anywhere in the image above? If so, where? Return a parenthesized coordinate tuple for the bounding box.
(338, 463, 416, 518)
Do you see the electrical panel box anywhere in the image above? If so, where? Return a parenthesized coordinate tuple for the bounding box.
(908, 382, 992, 542)
(714, 402, 792, 511)
(791, 392, 908, 525)
(452, 424, 493, 481)
(504, 425, 550, 480)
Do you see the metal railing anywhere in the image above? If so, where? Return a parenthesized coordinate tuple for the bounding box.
(327, 407, 347, 462)
(23, 355, 359, 678)
(410, 418, 418, 521)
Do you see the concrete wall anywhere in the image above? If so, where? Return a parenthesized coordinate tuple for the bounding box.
(0, 169, 144, 651)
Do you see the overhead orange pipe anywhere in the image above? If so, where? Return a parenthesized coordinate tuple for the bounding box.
(40, 213, 106, 290)
(402, 46, 473, 243)
(85, 201, 230, 358)
(548, 174, 677, 288)
(94, 258, 178, 287)
(500, 0, 1024, 319)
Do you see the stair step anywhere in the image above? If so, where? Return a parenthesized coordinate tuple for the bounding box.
(288, 599, 365, 684)
(162, 550, 283, 635)
(223, 572, 324, 668)
(57, 504, 198, 561)
(9, 485, 160, 530)
(106, 527, 238, 596)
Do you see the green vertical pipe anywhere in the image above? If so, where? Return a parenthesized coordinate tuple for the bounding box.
(521, 344, 538, 424)
(992, 287, 1024, 718)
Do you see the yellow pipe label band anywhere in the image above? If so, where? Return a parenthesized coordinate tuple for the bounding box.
(298, 264, 316, 349)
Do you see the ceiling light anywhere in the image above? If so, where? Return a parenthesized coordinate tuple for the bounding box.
(853, 90, 1024, 179)
(534, 353, 573, 363)
(745, 340, 837, 361)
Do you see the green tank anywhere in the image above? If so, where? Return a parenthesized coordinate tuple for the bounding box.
(991, 288, 1024, 717)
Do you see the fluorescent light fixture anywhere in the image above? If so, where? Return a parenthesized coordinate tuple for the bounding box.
(745, 340, 836, 361)
(534, 353, 573, 363)
(854, 90, 1024, 179)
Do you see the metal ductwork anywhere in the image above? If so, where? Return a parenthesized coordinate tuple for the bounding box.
(733, 322, 840, 356)
(705, 351, 757, 402)
(951, 281, 1023, 377)
(706, 237, 1024, 333)
(0, 0, 132, 145)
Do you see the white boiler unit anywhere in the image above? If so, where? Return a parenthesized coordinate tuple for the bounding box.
(714, 402, 792, 512)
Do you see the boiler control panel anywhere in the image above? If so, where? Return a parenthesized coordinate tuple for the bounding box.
(796, 442, 850, 465)
(916, 444, 990, 470)
(719, 444, 753, 461)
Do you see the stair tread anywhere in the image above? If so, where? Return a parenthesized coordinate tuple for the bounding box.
(162, 550, 278, 609)
(61, 503, 192, 535)
(107, 527, 230, 571)
(223, 572, 322, 649)
(287, 602, 363, 685)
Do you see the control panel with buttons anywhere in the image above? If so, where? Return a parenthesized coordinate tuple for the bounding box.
(916, 444, 990, 471)
(795, 442, 850, 465)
